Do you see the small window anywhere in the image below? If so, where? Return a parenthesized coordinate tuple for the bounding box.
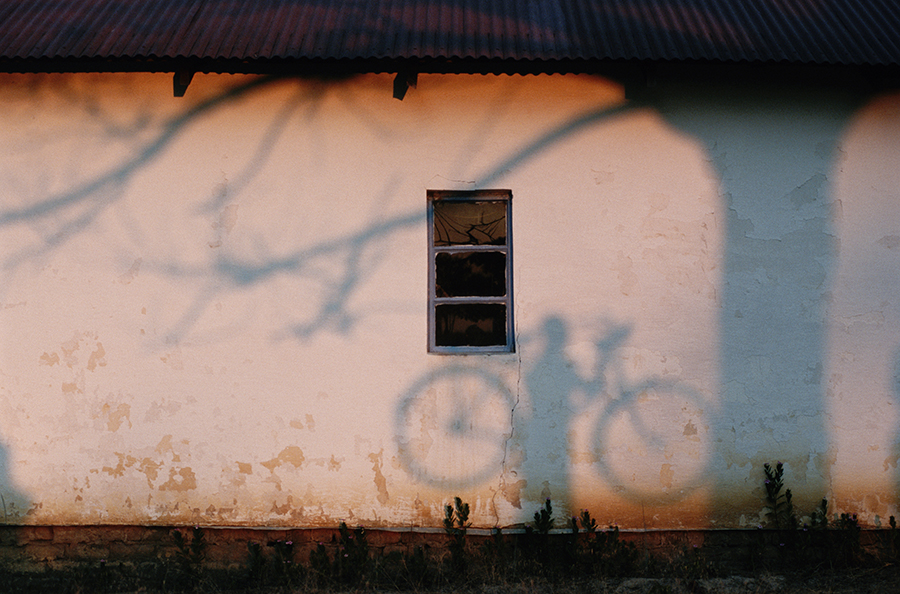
(428, 190, 514, 353)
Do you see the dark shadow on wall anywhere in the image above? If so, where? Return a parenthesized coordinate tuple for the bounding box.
(647, 74, 869, 519)
(892, 348, 900, 505)
(0, 444, 30, 524)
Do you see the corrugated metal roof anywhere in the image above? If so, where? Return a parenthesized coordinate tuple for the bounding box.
(1, 0, 898, 68)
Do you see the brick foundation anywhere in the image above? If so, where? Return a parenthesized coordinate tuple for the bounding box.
(0, 524, 892, 574)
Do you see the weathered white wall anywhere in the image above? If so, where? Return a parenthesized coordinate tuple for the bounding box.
(0, 71, 897, 529)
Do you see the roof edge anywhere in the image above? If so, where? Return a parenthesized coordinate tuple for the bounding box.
(1, 56, 897, 90)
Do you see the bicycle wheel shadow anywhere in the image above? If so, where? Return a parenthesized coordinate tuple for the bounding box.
(394, 365, 518, 493)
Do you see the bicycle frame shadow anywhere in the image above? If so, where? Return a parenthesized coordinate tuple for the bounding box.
(394, 315, 713, 521)
(526, 317, 712, 517)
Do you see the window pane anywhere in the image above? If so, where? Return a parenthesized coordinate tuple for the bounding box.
(435, 251, 506, 297)
(435, 304, 507, 347)
(433, 200, 507, 246)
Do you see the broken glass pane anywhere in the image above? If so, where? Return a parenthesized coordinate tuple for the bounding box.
(433, 201, 507, 246)
(435, 304, 507, 347)
(435, 251, 506, 297)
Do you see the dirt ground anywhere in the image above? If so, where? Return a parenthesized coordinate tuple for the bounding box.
(90, 566, 898, 594)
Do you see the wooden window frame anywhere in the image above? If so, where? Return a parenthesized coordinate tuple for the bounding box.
(427, 189, 514, 354)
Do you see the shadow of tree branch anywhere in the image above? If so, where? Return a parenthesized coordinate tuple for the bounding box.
(0, 75, 285, 272)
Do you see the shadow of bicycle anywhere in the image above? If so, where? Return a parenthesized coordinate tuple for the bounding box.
(395, 365, 517, 492)
(394, 316, 712, 516)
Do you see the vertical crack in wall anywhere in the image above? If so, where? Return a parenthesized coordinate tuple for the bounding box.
(491, 320, 523, 525)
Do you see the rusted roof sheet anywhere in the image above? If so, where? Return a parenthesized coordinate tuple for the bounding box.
(1, 0, 898, 68)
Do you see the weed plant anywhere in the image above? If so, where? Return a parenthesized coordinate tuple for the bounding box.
(532, 498, 554, 534)
(517, 497, 556, 576)
(480, 526, 511, 582)
(667, 544, 718, 586)
(373, 545, 431, 590)
(443, 496, 470, 576)
(246, 540, 264, 583)
(171, 526, 206, 590)
(307, 521, 372, 588)
(885, 515, 900, 561)
(763, 462, 797, 530)
(757, 463, 868, 572)
(269, 537, 300, 586)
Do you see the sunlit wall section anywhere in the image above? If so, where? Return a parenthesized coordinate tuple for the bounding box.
(828, 92, 900, 525)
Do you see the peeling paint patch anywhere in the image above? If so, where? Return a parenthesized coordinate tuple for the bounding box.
(62, 381, 82, 394)
(413, 495, 434, 523)
(289, 415, 316, 431)
(499, 477, 526, 509)
(156, 435, 174, 455)
(140, 458, 161, 486)
(540, 481, 552, 500)
(271, 495, 298, 515)
(262, 446, 305, 471)
(788, 173, 826, 209)
(87, 342, 107, 371)
(39, 352, 59, 366)
(61, 336, 80, 367)
(102, 453, 130, 477)
(660, 464, 675, 489)
(104, 403, 131, 431)
(369, 450, 390, 504)
(159, 467, 197, 491)
(144, 399, 182, 423)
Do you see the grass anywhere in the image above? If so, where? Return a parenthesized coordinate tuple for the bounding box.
(5, 565, 900, 594)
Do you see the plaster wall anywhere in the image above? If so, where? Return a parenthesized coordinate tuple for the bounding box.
(0, 71, 897, 530)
